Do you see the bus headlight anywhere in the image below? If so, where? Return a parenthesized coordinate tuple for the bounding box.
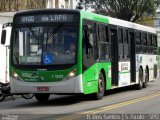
(68, 69, 76, 78)
(12, 72, 22, 81)
(64, 69, 76, 80)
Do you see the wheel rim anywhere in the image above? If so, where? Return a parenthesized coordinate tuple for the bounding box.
(145, 73, 149, 86)
(22, 94, 34, 99)
(139, 70, 143, 87)
(98, 77, 104, 93)
(145, 74, 148, 82)
(0, 94, 5, 101)
(140, 79, 143, 86)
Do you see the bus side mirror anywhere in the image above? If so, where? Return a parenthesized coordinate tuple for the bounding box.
(1, 30, 6, 45)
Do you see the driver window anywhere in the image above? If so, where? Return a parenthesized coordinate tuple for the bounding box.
(82, 19, 98, 72)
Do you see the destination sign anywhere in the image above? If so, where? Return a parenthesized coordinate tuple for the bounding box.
(16, 14, 76, 24)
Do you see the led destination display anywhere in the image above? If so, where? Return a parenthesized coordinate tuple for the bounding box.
(15, 14, 78, 24)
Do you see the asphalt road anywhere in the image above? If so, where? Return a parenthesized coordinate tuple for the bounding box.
(0, 78, 160, 120)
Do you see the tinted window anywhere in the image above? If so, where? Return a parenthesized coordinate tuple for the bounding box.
(118, 28, 123, 43)
(136, 32, 141, 45)
(123, 29, 128, 44)
(142, 33, 147, 46)
(147, 34, 152, 46)
(13, 25, 77, 65)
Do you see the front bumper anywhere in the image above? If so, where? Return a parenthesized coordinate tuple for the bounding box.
(10, 75, 83, 94)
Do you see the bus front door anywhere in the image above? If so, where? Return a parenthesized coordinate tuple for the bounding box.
(129, 31, 136, 82)
(110, 28, 118, 86)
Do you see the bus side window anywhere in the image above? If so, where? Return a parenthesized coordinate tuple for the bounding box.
(123, 29, 128, 44)
(99, 24, 109, 61)
(136, 32, 141, 45)
(82, 20, 98, 72)
(147, 34, 152, 46)
(83, 25, 90, 55)
(123, 29, 129, 60)
(118, 28, 123, 60)
(142, 33, 147, 53)
(152, 35, 158, 54)
(142, 33, 147, 46)
(105, 26, 110, 60)
(147, 34, 152, 53)
(152, 35, 155, 47)
(154, 35, 157, 47)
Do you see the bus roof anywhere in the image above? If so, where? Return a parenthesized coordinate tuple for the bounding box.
(80, 10, 156, 34)
(14, 9, 156, 34)
(14, 9, 80, 16)
(108, 17, 156, 34)
(80, 10, 109, 23)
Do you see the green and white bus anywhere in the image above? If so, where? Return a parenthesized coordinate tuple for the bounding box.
(1, 9, 158, 102)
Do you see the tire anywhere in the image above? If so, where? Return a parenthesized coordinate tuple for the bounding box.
(0, 94, 5, 102)
(143, 70, 149, 88)
(35, 93, 50, 102)
(22, 94, 34, 99)
(92, 72, 105, 100)
(136, 68, 143, 90)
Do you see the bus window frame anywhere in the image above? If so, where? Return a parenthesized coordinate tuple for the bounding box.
(11, 22, 80, 71)
(98, 23, 110, 62)
(118, 27, 124, 61)
(82, 19, 98, 72)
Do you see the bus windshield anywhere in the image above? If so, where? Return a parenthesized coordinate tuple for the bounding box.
(13, 25, 77, 65)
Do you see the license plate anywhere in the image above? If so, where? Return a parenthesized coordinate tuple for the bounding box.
(37, 87, 49, 92)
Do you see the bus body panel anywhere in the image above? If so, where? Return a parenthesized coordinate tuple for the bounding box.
(136, 54, 158, 82)
(9, 9, 158, 95)
(82, 62, 112, 94)
(11, 65, 77, 82)
(10, 10, 83, 94)
(0, 25, 11, 84)
(10, 74, 83, 93)
(118, 61, 131, 87)
(80, 11, 112, 94)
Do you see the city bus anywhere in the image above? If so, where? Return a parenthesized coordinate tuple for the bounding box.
(0, 23, 34, 101)
(1, 9, 158, 102)
(0, 23, 12, 84)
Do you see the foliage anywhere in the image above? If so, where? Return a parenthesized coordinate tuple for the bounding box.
(0, 0, 46, 12)
(77, 0, 160, 22)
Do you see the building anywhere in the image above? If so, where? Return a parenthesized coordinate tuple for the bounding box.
(47, 0, 74, 9)
(0, 0, 75, 12)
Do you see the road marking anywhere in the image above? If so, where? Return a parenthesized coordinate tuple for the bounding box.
(56, 92, 160, 120)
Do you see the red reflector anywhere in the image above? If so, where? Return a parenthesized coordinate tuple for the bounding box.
(37, 87, 49, 92)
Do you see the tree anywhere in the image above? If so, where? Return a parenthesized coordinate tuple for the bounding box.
(0, 0, 46, 12)
(78, 0, 160, 22)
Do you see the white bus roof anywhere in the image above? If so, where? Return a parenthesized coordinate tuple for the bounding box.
(108, 17, 156, 34)
(0, 12, 15, 24)
(0, 12, 15, 17)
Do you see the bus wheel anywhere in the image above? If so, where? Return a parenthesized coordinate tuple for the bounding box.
(22, 94, 34, 99)
(93, 73, 105, 100)
(136, 69, 143, 90)
(143, 70, 149, 88)
(0, 94, 5, 102)
(35, 93, 50, 102)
